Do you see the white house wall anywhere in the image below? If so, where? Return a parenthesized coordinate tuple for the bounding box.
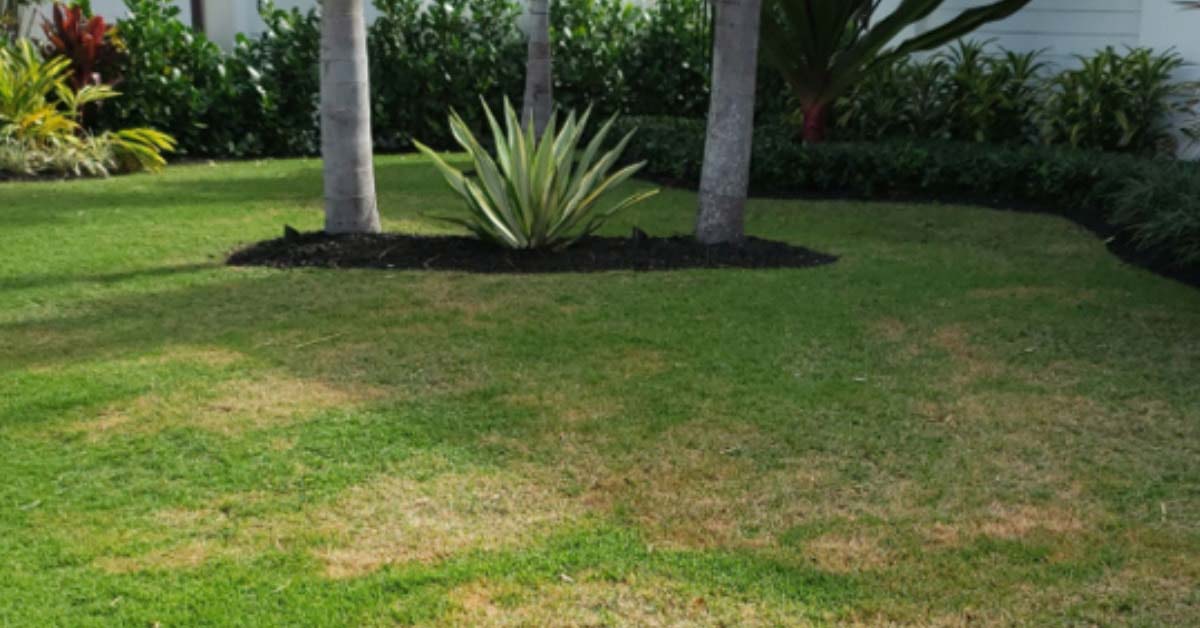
(52, 0, 1200, 79)
(921, 0, 1144, 69)
(19, 0, 191, 32)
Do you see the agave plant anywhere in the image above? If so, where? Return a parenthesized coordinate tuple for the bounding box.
(415, 99, 658, 250)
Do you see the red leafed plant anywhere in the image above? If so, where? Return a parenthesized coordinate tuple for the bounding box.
(40, 2, 123, 92)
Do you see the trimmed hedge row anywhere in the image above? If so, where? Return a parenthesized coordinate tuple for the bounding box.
(616, 116, 1200, 279)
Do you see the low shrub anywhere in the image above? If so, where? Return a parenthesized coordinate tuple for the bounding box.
(81, 0, 785, 157)
(835, 42, 1197, 155)
(617, 116, 1200, 274)
(621, 0, 713, 118)
(96, 0, 261, 157)
(232, 2, 321, 156)
(369, 0, 525, 151)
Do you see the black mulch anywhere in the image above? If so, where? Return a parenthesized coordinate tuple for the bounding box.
(228, 228, 838, 274)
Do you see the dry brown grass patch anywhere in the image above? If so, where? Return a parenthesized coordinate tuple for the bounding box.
(978, 502, 1084, 540)
(929, 324, 1006, 383)
(95, 541, 213, 574)
(84, 462, 582, 577)
(435, 576, 807, 627)
(70, 372, 385, 438)
(503, 387, 624, 426)
(571, 420, 895, 552)
(806, 532, 892, 574)
(313, 466, 584, 578)
(871, 318, 909, 343)
(967, 285, 1096, 304)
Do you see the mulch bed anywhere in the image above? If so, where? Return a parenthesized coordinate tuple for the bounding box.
(228, 228, 838, 274)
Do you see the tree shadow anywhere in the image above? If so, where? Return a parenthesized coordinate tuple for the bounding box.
(0, 263, 219, 292)
(0, 160, 441, 227)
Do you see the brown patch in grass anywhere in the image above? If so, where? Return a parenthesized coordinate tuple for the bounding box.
(618, 348, 669, 378)
(968, 285, 1096, 304)
(930, 324, 1006, 383)
(87, 462, 582, 577)
(435, 576, 805, 627)
(807, 532, 892, 574)
(313, 466, 583, 578)
(914, 391, 1103, 432)
(143, 346, 244, 368)
(196, 376, 381, 435)
(96, 542, 212, 574)
(871, 317, 909, 343)
(572, 420, 894, 552)
(22, 344, 243, 376)
(915, 500, 1090, 551)
(1080, 556, 1200, 625)
(70, 372, 384, 439)
(503, 387, 624, 426)
(978, 502, 1084, 540)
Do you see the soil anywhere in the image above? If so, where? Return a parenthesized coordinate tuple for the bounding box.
(227, 228, 839, 274)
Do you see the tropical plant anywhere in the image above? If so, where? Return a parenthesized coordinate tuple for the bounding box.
(415, 99, 658, 250)
(41, 1, 123, 91)
(1041, 47, 1196, 154)
(759, 0, 1032, 142)
(941, 40, 1045, 143)
(0, 39, 174, 176)
(835, 53, 954, 141)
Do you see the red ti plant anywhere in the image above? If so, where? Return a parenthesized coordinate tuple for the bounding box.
(40, 2, 122, 92)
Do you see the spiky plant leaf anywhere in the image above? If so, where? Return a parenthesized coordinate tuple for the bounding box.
(416, 98, 659, 250)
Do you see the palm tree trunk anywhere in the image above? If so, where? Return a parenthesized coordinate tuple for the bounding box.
(695, 0, 763, 245)
(320, 0, 381, 234)
(522, 0, 553, 136)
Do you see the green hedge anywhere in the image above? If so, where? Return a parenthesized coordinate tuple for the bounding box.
(93, 0, 791, 157)
(836, 42, 1197, 155)
(617, 116, 1200, 276)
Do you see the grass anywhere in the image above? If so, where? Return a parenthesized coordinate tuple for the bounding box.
(1, 155, 1198, 626)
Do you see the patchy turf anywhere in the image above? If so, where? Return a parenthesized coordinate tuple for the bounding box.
(1, 155, 1198, 625)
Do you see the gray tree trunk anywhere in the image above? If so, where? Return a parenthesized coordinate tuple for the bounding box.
(320, 0, 381, 234)
(522, 0, 553, 136)
(695, 0, 762, 245)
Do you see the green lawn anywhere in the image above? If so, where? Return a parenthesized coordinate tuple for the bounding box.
(1, 156, 1198, 626)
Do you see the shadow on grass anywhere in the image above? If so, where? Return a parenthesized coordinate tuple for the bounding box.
(0, 263, 219, 292)
(0, 160, 442, 228)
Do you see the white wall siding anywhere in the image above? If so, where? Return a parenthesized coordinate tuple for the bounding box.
(20, 1, 192, 31)
(919, 0, 1144, 69)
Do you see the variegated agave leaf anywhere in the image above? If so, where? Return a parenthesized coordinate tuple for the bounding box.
(415, 98, 659, 250)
